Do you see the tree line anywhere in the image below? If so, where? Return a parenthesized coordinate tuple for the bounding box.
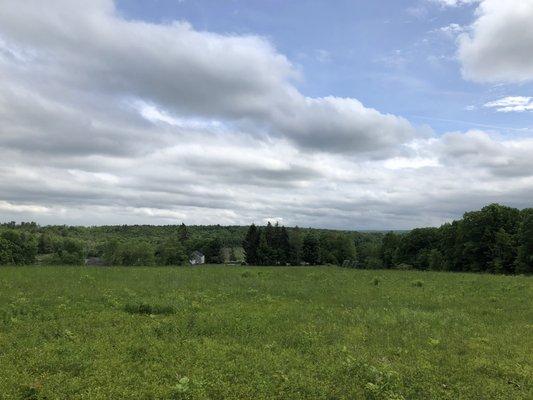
(0, 223, 226, 266)
(242, 222, 356, 266)
(378, 204, 532, 274)
(242, 204, 532, 274)
(0, 204, 531, 274)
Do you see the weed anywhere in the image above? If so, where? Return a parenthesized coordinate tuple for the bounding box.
(123, 302, 176, 315)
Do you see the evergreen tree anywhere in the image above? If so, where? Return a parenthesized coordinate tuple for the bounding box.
(257, 231, 275, 265)
(302, 233, 319, 265)
(243, 224, 260, 265)
(264, 222, 275, 248)
(289, 226, 303, 265)
(178, 223, 189, 243)
(278, 226, 291, 265)
(204, 237, 223, 263)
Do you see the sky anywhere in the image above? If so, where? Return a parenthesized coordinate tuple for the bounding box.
(0, 0, 532, 229)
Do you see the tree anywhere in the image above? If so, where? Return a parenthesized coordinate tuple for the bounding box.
(333, 234, 356, 266)
(491, 228, 516, 274)
(0, 229, 38, 265)
(120, 241, 155, 266)
(38, 233, 56, 254)
(289, 226, 303, 265)
(156, 238, 186, 265)
(243, 224, 260, 265)
(257, 232, 275, 266)
(428, 249, 444, 271)
(204, 237, 223, 263)
(515, 210, 533, 274)
(103, 240, 155, 266)
(302, 234, 319, 265)
(380, 232, 399, 269)
(103, 238, 123, 265)
(395, 228, 440, 268)
(229, 247, 236, 262)
(459, 204, 520, 272)
(277, 226, 291, 265)
(52, 238, 85, 265)
(178, 223, 189, 243)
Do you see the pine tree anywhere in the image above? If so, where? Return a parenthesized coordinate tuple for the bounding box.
(278, 226, 291, 265)
(178, 223, 189, 243)
(243, 224, 260, 265)
(302, 233, 319, 265)
(289, 226, 303, 265)
(257, 232, 274, 266)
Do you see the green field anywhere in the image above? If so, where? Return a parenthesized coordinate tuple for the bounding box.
(0, 267, 531, 399)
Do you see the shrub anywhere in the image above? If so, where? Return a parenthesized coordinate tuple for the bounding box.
(124, 303, 176, 315)
(412, 280, 424, 287)
(51, 238, 85, 265)
(366, 257, 383, 269)
(0, 230, 38, 265)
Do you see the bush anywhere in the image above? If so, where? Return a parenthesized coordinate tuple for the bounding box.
(411, 280, 424, 287)
(124, 303, 176, 315)
(51, 238, 85, 265)
(0, 230, 38, 265)
(156, 239, 186, 266)
(366, 257, 383, 269)
(104, 239, 155, 266)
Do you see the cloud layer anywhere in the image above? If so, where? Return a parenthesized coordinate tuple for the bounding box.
(0, 0, 419, 157)
(0, 0, 532, 229)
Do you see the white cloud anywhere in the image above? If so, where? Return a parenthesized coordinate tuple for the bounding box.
(0, 201, 51, 214)
(431, 0, 479, 7)
(438, 23, 465, 37)
(314, 49, 332, 63)
(484, 96, 533, 112)
(458, 0, 533, 83)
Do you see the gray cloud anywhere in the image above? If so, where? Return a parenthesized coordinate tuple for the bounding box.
(0, 0, 419, 156)
(437, 130, 533, 177)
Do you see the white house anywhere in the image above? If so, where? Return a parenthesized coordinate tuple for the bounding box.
(189, 251, 205, 265)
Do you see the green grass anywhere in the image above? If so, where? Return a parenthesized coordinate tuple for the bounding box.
(0, 266, 531, 399)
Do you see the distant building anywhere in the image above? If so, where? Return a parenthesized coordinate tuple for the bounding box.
(189, 251, 205, 265)
(85, 257, 106, 266)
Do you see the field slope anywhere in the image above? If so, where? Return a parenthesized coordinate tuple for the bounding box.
(0, 266, 531, 399)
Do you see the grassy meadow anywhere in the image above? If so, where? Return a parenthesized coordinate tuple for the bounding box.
(0, 266, 531, 399)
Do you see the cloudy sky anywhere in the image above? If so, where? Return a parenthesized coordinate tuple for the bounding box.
(0, 0, 532, 229)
